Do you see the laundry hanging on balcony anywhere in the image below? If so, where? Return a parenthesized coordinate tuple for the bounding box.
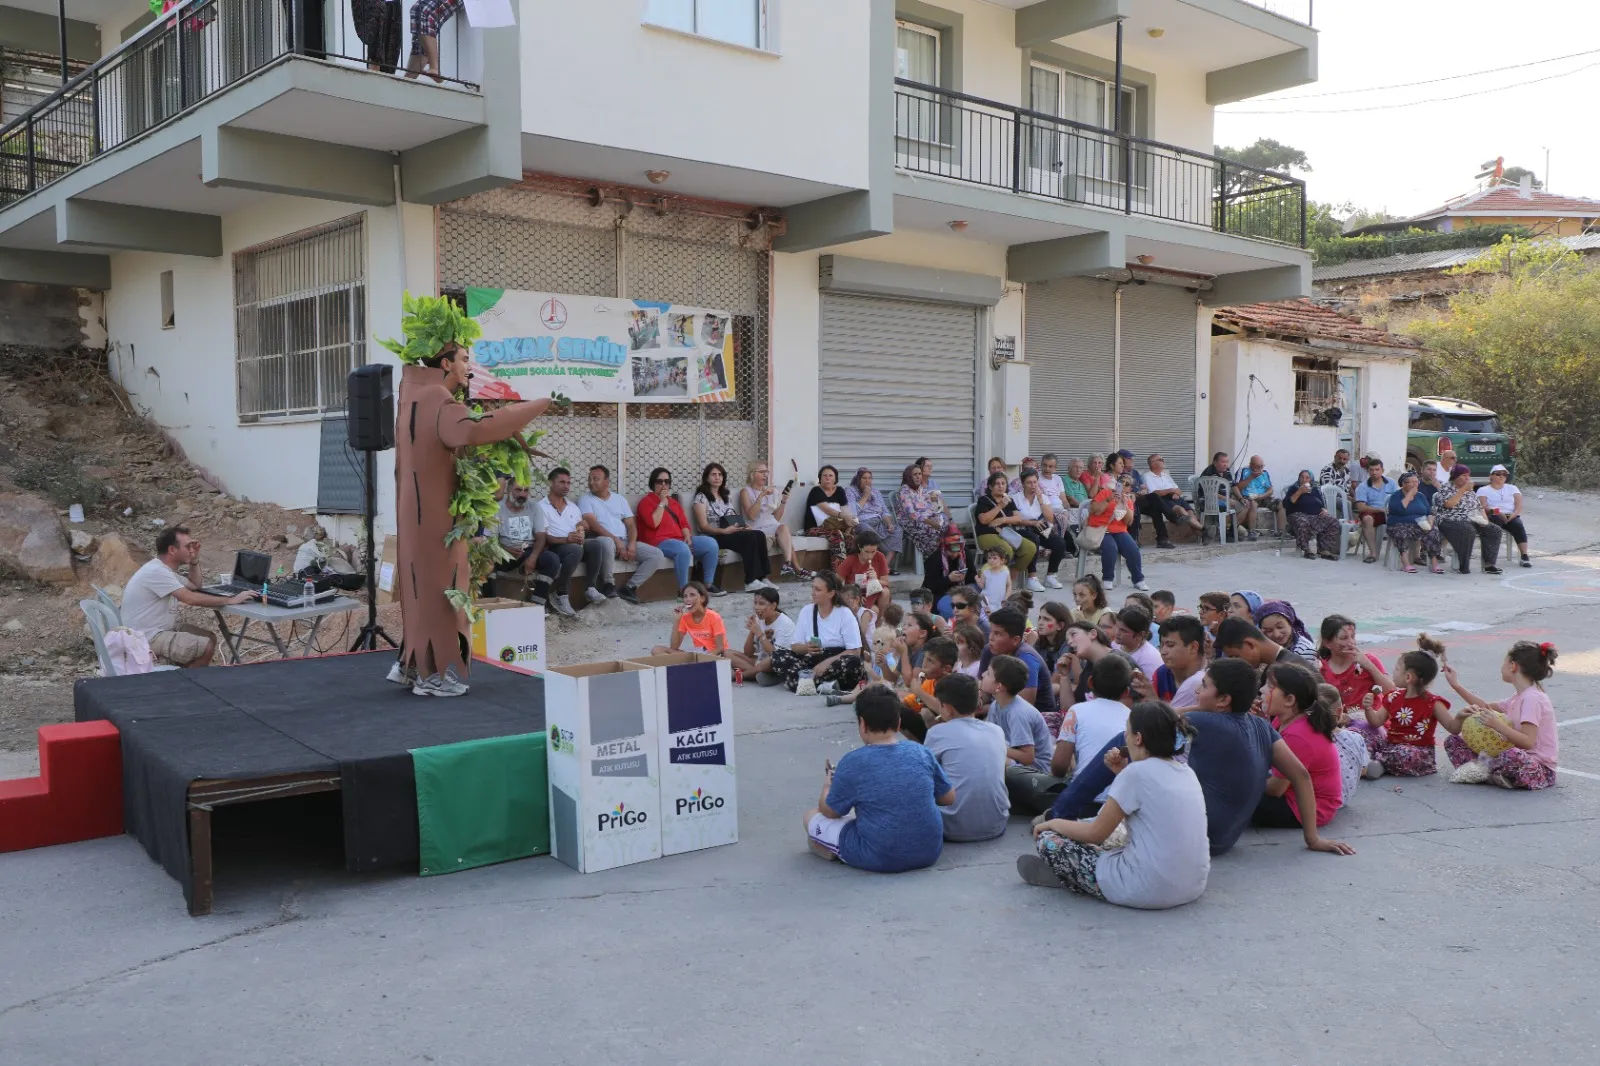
(149, 0, 215, 33)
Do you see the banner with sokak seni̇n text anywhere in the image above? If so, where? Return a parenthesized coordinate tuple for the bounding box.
(465, 288, 735, 404)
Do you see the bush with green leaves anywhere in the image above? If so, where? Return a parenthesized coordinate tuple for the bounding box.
(1408, 238, 1600, 484)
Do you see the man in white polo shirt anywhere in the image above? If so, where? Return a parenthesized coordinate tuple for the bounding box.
(580, 464, 667, 605)
(531, 467, 613, 617)
(1136, 453, 1202, 549)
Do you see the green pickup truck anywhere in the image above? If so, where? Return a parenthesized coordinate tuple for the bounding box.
(1405, 396, 1517, 484)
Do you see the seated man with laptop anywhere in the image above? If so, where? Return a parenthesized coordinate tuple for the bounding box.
(123, 526, 258, 667)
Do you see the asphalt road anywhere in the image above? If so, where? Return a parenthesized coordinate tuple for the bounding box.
(4, 491, 1599, 1065)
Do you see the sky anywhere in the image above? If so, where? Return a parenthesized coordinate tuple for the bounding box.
(1213, 0, 1600, 220)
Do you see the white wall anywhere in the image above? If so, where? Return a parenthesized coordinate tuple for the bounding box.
(1209, 336, 1415, 493)
(104, 195, 437, 533)
(771, 229, 1015, 514)
(916, 0, 1216, 154)
(1363, 358, 1411, 469)
(520, 0, 871, 191)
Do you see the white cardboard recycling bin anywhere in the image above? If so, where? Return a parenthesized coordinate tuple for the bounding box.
(470, 598, 546, 673)
(626, 652, 738, 856)
(544, 661, 661, 873)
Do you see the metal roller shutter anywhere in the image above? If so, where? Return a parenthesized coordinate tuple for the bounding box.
(1119, 283, 1199, 482)
(1026, 277, 1115, 461)
(819, 293, 979, 508)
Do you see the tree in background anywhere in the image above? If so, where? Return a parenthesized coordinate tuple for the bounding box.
(1408, 239, 1600, 486)
(1214, 137, 1310, 177)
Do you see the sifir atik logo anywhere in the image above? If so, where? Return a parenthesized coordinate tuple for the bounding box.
(597, 801, 648, 832)
(675, 788, 726, 816)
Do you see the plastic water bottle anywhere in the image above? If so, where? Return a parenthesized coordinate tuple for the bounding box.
(302, 579, 316, 607)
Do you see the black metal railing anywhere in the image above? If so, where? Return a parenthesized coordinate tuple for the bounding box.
(1, 0, 481, 209)
(894, 80, 1306, 247)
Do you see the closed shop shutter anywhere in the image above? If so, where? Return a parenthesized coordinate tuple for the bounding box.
(1026, 277, 1115, 461)
(819, 293, 979, 508)
(1119, 283, 1198, 482)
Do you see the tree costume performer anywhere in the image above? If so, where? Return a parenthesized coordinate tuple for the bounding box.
(380, 294, 550, 697)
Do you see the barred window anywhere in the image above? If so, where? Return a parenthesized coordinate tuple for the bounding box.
(234, 215, 366, 421)
(1293, 356, 1341, 426)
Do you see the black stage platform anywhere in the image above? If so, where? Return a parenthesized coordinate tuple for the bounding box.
(74, 653, 545, 914)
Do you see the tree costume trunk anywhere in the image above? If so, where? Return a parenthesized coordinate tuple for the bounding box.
(395, 364, 542, 678)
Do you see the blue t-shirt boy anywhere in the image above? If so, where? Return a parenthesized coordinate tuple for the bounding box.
(826, 741, 953, 872)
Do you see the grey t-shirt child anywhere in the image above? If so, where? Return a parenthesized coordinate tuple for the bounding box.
(988, 695, 1055, 774)
(925, 716, 1009, 842)
(1095, 757, 1211, 909)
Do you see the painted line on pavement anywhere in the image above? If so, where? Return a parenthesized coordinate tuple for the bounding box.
(1556, 767, 1600, 781)
(1557, 714, 1600, 728)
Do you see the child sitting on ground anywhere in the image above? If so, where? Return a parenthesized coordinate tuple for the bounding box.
(1326, 683, 1367, 800)
(1442, 640, 1560, 789)
(805, 684, 955, 871)
(838, 582, 873, 648)
(984, 654, 1057, 812)
(954, 623, 986, 680)
(1364, 634, 1464, 778)
(925, 673, 1009, 843)
(1020, 700, 1210, 909)
(980, 547, 1012, 615)
(904, 636, 960, 736)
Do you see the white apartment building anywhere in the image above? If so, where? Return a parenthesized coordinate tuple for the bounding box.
(0, 0, 1317, 527)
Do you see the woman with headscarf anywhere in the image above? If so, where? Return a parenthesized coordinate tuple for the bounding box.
(1255, 600, 1317, 660)
(923, 523, 974, 608)
(1283, 468, 1341, 560)
(1230, 590, 1262, 621)
(896, 462, 947, 564)
(844, 467, 902, 574)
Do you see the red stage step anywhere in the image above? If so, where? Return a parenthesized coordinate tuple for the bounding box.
(0, 720, 123, 852)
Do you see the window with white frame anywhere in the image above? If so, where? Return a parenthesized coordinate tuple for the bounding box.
(895, 20, 942, 142)
(234, 215, 367, 422)
(1293, 356, 1342, 426)
(645, 0, 767, 50)
(1028, 62, 1137, 181)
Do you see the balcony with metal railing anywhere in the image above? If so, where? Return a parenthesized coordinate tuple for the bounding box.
(893, 80, 1306, 249)
(0, 0, 484, 209)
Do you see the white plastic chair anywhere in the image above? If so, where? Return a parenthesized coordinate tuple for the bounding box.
(1193, 476, 1237, 544)
(1324, 488, 1364, 561)
(79, 600, 178, 677)
(90, 584, 121, 619)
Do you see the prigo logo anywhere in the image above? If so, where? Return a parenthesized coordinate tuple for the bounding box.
(675, 788, 725, 816)
(598, 801, 648, 832)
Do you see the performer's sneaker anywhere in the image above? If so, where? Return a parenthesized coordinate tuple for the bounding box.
(584, 586, 607, 606)
(385, 661, 416, 686)
(413, 668, 469, 698)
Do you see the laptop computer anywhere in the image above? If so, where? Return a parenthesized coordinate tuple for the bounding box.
(202, 550, 338, 608)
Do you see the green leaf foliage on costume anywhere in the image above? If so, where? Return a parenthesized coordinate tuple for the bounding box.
(377, 291, 483, 366)
(445, 417, 550, 604)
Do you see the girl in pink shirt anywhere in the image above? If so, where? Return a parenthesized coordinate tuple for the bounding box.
(1442, 641, 1559, 790)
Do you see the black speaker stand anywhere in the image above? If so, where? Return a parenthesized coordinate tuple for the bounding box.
(350, 448, 397, 652)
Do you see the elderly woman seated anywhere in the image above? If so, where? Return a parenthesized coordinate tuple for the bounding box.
(1387, 469, 1444, 574)
(844, 467, 902, 575)
(1282, 469, 1341, 561)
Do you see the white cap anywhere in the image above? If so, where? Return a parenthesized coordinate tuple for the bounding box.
(1490, 464, 1508, 474)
